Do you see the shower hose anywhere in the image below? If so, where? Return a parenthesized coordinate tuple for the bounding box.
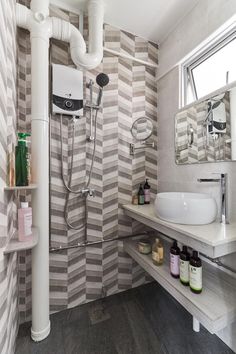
(60, 110, 98, 230)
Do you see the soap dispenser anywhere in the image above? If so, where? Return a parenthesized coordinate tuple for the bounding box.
(189, 251, 202, 294)
(170, 240, 180, 278)
(180, 246, 190, 286)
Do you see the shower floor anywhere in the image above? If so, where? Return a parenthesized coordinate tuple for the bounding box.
(16, 282, 233, 354)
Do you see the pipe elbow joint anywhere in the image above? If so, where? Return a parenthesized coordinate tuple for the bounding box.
(71, 49, 103, 70)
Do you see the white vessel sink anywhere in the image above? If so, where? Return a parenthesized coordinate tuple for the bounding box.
(154, 192, 217, 225)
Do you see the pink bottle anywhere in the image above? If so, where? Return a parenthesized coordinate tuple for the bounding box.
(18, 202, 32, 241)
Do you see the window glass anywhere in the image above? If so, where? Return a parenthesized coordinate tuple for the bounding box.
(191, 38, 236, 100)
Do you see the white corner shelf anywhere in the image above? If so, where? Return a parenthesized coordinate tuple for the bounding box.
(4, 184, 38, 191)
(123, 204, 236, 258)
(4, 227, 38, 255)
(124, 239, 236, 334)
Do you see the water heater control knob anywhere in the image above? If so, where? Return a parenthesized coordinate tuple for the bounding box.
(65, 100, 73, 108)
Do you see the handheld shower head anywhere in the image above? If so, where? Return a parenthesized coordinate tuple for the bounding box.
(96, 73, 109, 88)
(96, 73, 109, 106)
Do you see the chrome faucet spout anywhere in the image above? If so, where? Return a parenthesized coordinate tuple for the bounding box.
(197, 173, 229, 224)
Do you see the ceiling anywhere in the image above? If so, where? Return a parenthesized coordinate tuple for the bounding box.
(51, 0, 199, 44)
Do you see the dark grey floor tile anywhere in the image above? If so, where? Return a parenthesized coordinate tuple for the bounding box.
(16, 314, 65, 354)
(15, 282, 234, 354)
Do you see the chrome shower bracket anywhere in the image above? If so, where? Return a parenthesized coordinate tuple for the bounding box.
(130, 141, 155, 156)
(85, 102, 100, 142)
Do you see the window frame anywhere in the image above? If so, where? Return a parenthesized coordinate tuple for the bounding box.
(180, 20, 236, 108)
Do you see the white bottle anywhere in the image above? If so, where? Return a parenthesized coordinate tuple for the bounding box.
(18, 202, 32, 241)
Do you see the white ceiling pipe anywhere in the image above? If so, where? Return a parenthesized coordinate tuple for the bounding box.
(51, 0, 104, 70)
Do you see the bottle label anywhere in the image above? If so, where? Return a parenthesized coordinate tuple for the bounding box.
(24, 212, 32, 237)
(170, 254, 179, 275)
(152, 247, 163, 263)
(158, 247, 163, 259)
(144, 189, 150, 203)
(152, 251, 160, 262)
(139, 195, 145, 204)
(180, 260, 189, 283)
(190, 265, 202, 291)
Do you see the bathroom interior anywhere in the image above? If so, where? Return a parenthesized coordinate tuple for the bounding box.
(1, 0, 236, 353)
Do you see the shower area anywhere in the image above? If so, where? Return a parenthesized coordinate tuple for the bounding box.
(17, 1, 158, 321)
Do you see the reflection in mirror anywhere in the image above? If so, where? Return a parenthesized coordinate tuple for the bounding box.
(175, 84, 236, 164)
(131, 117, 153, 141)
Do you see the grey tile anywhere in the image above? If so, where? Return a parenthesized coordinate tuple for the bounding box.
(15, 283, 234, 354)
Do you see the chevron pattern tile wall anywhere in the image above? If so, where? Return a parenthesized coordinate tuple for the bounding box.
(0, 0, 18, 352)
(17, 2, 158, 321)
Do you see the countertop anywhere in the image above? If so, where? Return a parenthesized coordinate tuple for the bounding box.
(123, 204, 236, 257)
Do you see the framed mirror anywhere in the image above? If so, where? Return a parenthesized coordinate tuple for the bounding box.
(175, 82, 236, 164)
(131, 117, 153, 141)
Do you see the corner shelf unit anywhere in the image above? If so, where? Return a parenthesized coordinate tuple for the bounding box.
(4, 228, 38, 255)
(124, 239, 236, 334)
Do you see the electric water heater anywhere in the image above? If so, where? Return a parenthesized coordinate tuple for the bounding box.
(52, 64, 83, 116)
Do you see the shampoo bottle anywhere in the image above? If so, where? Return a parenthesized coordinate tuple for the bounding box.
(180, 246, 190, 286)
(144, 179, 151, 204)
(170, 240, 180, 278)
(190, 251, 202, 294)
(18, 202, 32, 241)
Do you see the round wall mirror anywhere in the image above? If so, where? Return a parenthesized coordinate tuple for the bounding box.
(131, 117, 153, 141)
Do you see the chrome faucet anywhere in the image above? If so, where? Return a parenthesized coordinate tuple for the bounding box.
(197, 173, 228, 224)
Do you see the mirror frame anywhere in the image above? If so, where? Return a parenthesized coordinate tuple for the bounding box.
(131, 117, 153, 141)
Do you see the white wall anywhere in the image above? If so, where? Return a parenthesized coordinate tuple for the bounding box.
(158, 0, 236, 350)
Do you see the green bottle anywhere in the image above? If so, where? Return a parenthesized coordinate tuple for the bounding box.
(15, 132, 30, 186)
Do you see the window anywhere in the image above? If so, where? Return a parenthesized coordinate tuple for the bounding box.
(181, 23, 236, 106)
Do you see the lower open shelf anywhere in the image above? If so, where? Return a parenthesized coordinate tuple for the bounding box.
(124, 239, 236, 334)
(4, 228, 38, 254)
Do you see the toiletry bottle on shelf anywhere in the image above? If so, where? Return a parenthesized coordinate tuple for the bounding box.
(26, 136, 31, 184)
(15, 132, 30, 186)
(190, 251, 202, 294)
(138, 184, 145, 205)
(7, 149, 15, 187)
(152, 238, 164, 265)
(180, 246, 190, 286)
(132, 195, 139, 205)
(170, 240, 180, 278)
(144, 179, 151, 204)
(18, 202, 32, 241)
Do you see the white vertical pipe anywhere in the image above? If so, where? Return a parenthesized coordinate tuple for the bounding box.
(193, 317, 200, 332)
(16, 0, 104, 342)
(230, 88, 236, 160)
(30, 33, 50, 341)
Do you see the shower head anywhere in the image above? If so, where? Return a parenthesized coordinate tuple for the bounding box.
(96, 73, 109, 106)
(96, 73, 109, 88)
